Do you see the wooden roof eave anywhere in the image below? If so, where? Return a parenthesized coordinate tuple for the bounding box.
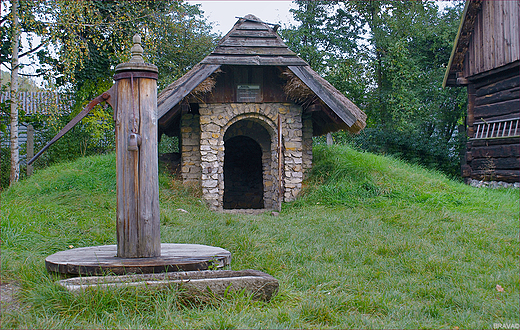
(157, 63, 221, 119)
(288, 65, 366, 134)
(443, 0, 483, 88)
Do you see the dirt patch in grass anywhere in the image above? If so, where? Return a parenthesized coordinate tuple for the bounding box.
(1, 282, 21, 313)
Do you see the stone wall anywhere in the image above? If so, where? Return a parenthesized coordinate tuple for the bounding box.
(280, 104, 303, 202)
(181, 102, 312, 210)
(181, 114, 201, 183)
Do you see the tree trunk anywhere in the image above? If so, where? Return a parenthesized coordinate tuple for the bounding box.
(10, 0, 20, 186)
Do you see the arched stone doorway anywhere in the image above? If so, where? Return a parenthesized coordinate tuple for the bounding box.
(223, 118, 274, 209)
(223, 136, 263, 209)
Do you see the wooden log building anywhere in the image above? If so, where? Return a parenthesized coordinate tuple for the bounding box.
(157, 15, 366, 210)
(444, 0, 520, 183)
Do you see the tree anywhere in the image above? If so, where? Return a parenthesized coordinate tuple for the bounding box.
(42, 1, 216, 162)
(345, 1, 465, 132)
(36, 1, 217, 91)
(1, 0, 54, 186)
(280, 1, 362, 74)
(10, 1, 217, 169)
(281, 1, 467, 177)
(1, 1, 49, 76)
(9, 0, 19, 185)
(0, 1, 217, 187)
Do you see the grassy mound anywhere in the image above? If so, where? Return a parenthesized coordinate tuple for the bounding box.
(1, 146, 518, 329)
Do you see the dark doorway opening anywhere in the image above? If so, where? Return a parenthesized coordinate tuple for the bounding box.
(223, 136, 264, 209)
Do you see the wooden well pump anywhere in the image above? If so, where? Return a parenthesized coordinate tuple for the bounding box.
(30, 35, 159, 258)
(112, 35, 160, 258)
(31, 35, 230, 275)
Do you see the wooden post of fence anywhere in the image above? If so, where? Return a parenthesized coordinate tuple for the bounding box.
(326, 133, 333, 146)
(27, 124, 34, 176)
(113, 35, 160, 258)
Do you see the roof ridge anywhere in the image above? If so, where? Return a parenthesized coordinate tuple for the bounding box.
(237, 14, 281, 30)
(207, 15, 304, 65)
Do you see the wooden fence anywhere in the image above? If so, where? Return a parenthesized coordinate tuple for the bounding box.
(2, 91, 114, 176)
(0, 91, 74, 115)
(1, 91, 74, 147)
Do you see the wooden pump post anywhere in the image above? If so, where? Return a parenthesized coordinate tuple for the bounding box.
(42, 34, 231, 275)
(113, 35, 160, 258)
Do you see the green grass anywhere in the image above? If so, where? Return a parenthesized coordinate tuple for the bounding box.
(1, 144, 518, 329)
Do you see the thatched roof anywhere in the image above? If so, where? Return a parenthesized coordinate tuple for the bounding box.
(158, 14, 366, 135)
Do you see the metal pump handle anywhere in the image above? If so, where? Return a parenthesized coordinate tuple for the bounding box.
(27, 85, 116, 166)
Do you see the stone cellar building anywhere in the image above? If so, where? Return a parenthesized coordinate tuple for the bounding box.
(157, 15, 367, 210)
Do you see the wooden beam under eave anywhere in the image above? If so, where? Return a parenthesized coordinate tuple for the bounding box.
(303, 103, 323, 113)
(158, 103, 181, 127)
(321, 103, 344, 125)
(457, 72, 469, 85)
(157, 64, 221, 118)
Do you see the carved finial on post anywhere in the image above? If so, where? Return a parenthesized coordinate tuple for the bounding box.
(130, 34, 144, 63)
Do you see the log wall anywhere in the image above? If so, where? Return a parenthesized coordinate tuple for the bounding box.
(473, 67, 519, 123)
(464, 64, 520, 182)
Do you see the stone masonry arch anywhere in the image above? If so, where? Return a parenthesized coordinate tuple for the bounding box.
(192, 102, 310, 210)
(222, 115, 279, 209)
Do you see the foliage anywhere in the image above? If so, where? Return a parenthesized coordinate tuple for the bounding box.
(36, 1, 218, 92)
(2, 0, 218, 90)
(0, 0, 48, 75)
(18, 0, 217, 170)
(145, 3, 219, 90)
(158, 134, 179, 154)
(281, 1, 468, 177)
(28, 99, 115, 170)
(1, 146, 518, 328)
(280, 1, 362, 74)
(352, 1, 467, 133)
(0, 71, 41, 92)
(0, 0, 218, 185)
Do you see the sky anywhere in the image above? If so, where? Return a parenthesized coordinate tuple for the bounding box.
(186, 1, 297, 35)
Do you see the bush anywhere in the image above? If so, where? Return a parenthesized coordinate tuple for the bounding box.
(30, 107, 115, 170)
(316, 126, 466, 179)
(0, 145, 9, 189)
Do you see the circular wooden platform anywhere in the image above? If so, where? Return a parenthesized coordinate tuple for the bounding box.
(46, 244, 231, 276)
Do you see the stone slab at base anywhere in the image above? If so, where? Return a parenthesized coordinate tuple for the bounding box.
(57, 269, 279, 301)
(46, 244, 231, 275)
(220, 208, 276, 215)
